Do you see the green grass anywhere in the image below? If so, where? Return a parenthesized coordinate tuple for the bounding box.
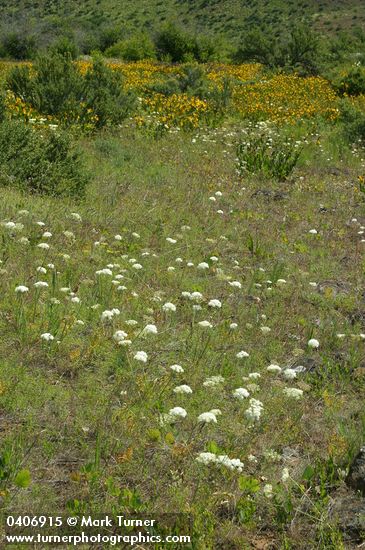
(1, 0, 365, 41)
(0, 122, 364, 547)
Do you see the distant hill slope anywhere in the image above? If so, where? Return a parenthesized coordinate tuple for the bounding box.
(1, 0, 365, 41)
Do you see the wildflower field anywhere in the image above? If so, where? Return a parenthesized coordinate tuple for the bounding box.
(0, 56, 365, 549)
(0, 60, 342, 130)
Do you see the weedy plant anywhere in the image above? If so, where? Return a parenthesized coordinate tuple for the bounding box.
(236, 130, 302, 180)
(0, 119, 88, 195)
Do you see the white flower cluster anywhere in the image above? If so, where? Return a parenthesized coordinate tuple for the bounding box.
(244, 398, 264, 422)
(196, 452, 244, 472)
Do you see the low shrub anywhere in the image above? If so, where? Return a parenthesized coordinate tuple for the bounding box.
(0, 32, 37, 60)
(6, 53, 83, 117)
(236, 131, 301, 180)
(6, 53, 136, 128)
(105, 33, 156, 61)
(339, 98, 365, 143)
(337, 67, 365, 96)
(82, 57, 136, 127)
(0, 119, 88, 195)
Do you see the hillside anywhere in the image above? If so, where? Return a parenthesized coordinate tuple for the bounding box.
(1, 0, 365, 41)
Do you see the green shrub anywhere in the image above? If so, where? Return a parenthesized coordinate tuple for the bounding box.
(177, 64, 210, 96)
(337, 67, 365, 96)
(148, 64, 211, 98)
(98, 25, 124, 52)
(7, 53, 136, 128)
(50, 36, 79, 59)
(105, 33, 156, 61)
(82, 57, 136, 127)
(0, 120, 88, 195)
(155, 23, 194, 62)
(192, 35, 227, 62)
(0, 32, 37, 60)
(234, 25, 321, 75)
(237, 132, 301, 181)
(234, 29, 279, 66)
(339, 98, 365, 143)
(284, 25, 321, 76)
(0, 93, 6, 123)
(6, 53, 83, 118)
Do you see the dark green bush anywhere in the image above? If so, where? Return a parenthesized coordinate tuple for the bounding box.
(0, 120, 88, 196)
(337, 67, 365, 96)
(234, 29, 278, 66)
(339, 99, 365, 143)
(82, 57, 136, 127)
(50, 36, 79, 59)
(6, 53, 83, 117)
(234, 25, 321, 75)
(98, 25, 124, 52)
(0, 94, 6, 123)
(148, 64, 209, 96)
(105, 33, 156, 60)
(7, 53, 136, 128)
(192, 35, 227, 62)
(0, 32, 37, 60)
(284, 26, 321, 75)
(155, 23, 194, 62)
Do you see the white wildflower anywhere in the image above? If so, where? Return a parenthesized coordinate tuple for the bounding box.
(283, 388, 303, 399)
(134, 351, 148, 363)
(233, 387, 250, 400)
(236, 350, 249, 359)
(198, 412, 217, 424)
(162, 302, 176, 312)
(41, 333, 54, 342)
(15, 285, 29, 293)
(170, 364, 184, 373)
(173, 385, 193, 395)
(169, 407, 187, 418)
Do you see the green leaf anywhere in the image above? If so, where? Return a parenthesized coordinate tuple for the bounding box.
(206, 440, 219, 454)
(14, 469, 31, 488)
(238, 475, 260, 493)
(302, 465, 315, 482)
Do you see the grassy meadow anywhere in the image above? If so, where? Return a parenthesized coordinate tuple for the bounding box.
(0, 52, 364, 549)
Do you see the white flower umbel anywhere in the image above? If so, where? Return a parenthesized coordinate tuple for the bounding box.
(41, 333, 54, 342)
(236, 350, 249, 359)
(196, 452, 217, 465)
(15, 285, 29, 293)
(244, 398, 264, 422)
(34, 281, 49, 289)
(233, 387, 250, 400)
(283, 388, 303, 399)
(203, 375, 224, 387)
(198, 412, 217, 424)
(134, 351, 148, 363)
(173, 384, 193, 395)
(141, 324, 158, 335)
(113, 330, 128, 343)
(170, 364, 184, 373)
(198, 320, 213, 328)
(169, 407, 187, 418)
(162, 302, 176, 312)
(229, 281, 242, 289)
(308, 338, 319, 349)
(283, 368, 297, 380)
(267, 364, 281, 373)
(208, 299, 222, 308)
